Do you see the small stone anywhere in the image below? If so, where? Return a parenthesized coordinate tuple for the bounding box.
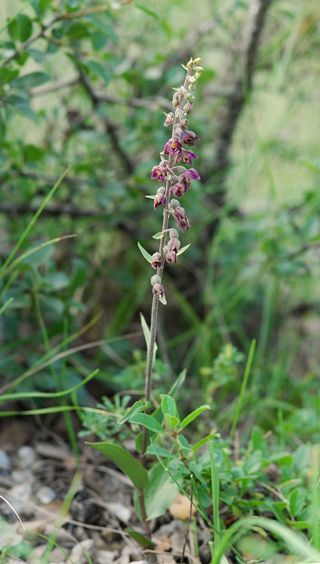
(0, 449, 11, 471)
(36, 486, 56, 505)
(70, 539, 97, 564)
(97, 551, 114, 564)
(17, 446, 36, 468)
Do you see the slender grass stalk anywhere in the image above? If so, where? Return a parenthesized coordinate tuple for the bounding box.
(230, 338, 256, 440)
(209, 439, 221, 551)
(311, 445, 320, 552)
(0, 165, 70, 275)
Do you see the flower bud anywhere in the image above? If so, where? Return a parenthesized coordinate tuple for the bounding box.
(189, 76, 196, 84)
(152, 283, 165, 300)
(163, 112, 175, 127)
(193, 66, 204, 72)
(180, 118, 189, 129)
(175, 108, 185, 122)
(167, 237, 181, 253)
(180, 86, 189, 97)
(166, 251, 177, 265)
(172, 92, 181, 107)
(151, 274, 161, 286)
(194, 58, 201, 64)
(172, 125, 184, 140)
(169, 199, 180, 210)
(169, 228, 179, 239)
(151, 252, 162, 269)
(184, 101, 193, 115)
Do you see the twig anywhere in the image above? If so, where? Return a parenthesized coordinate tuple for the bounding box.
(77, 64, 135, 175)
(204, 0, 273, 208)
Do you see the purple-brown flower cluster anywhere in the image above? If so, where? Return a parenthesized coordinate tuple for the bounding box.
(149, 58, 203, 302)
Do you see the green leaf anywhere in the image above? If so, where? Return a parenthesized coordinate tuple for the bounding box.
(180, 405, 211, 430)
(140, 312, 157, 363)
(289, 488, 305, 518)
(23, 144, 45, 162)
(12, 72, 50, 90)
(177, 243, 191, 256)
(5, 95, 36, 120)
(147, 444, 172, 458)
(86, 15, 119, 45)
(0, 68, 19, 88)
(118, 400, 150, 425)
(8, 14, 33, 42)
(161, 395, 178, 418)
(152, 231, 164, 239)
(165, 414, 180, 429)
(88, 61, 111, 85)
(270, 501, 288, 524)
(134, 2, 160, 19)
(39, 0, 53, 14)
(129, 413, 163, 434)
(251, 426, 265, 452)
(193, 434, 216, 452)
(143, 463, 179, 520)
(137, 242, 152, 264)
(86, 442, 148, 490)
(66, 22, 90, 40)
(125, 529, 156, 549)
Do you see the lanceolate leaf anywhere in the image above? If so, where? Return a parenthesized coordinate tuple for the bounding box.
(118, 400, 151, 425)
(86, 442, 148, 490)
(129, 413, 163, 434)
(177, 243, 191, 256)
(180, 405, 211, 430)
(125, 529, 156, 549)
(137, 242, 152, 264)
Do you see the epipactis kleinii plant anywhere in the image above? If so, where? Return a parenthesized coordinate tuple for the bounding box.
(88, 58, 203, 547)
(141, 59, 203, 461)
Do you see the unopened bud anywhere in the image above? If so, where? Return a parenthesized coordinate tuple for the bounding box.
(169, 228, 179, 239)
(180, 118, 189, 129)
(151, 274, 161, 286)
(164, 112, 175, 127)
(175, 108, 185, 121)
(184, 101, 193, 114)
(169, 199, 180, 210)
(172, 92, 181, 107)
(189, 76, 196, 84)
(151, 252, 162, 269)
(193, 66, 204, 73)
(194, 58, 201, 64)
(180, 86, 189, 97)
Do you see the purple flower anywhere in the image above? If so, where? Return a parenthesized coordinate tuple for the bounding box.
(164, 139, 183, 155)
(177, 149, 198, 165)
(151, 252, 162, 269)
(166, 250, 177, 264)
(181, 168, 200, 180)
(183, 131, 199, 146)
(154, 187, 167, 209)
(173, 206, 190, 231)
(171, 182, 189, 197)
(168, 237, 181, 254)
(152, 283, 165, 299)
(151, 165, 172, 182)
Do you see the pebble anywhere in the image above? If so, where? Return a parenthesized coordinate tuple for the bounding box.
(0, 449, 11, 471)
(36, 486, 56, 504)
(69, 539, 97, 564)
(17, 446, 36, 468)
